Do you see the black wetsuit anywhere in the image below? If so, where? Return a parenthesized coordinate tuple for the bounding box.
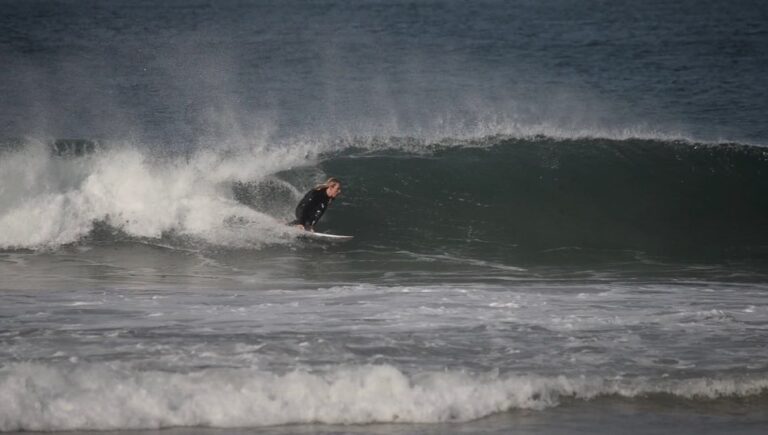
(291, 188, 332, 230)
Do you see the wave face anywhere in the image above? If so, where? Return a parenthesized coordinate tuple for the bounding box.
(324, 137, 768, 260)
(1, 362, 766, 431)
(1, 137, 768, 260)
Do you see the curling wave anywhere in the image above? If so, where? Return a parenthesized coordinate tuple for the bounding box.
(1, 135, 767, 260)
(323, 136, 768, 259)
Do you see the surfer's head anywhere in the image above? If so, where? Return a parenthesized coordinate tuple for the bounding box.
(326, 178, 342, 198)
(318, 177, 342, 198)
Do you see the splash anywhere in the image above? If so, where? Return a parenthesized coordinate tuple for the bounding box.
(0, 139, 317, 249)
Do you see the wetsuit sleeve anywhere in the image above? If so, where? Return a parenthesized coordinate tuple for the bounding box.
(306, 194, 330, 228)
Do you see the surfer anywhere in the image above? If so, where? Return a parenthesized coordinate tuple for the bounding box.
(290, 177, 342, 232)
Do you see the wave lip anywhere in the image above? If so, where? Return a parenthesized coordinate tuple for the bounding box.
(1, 363, 767, 432)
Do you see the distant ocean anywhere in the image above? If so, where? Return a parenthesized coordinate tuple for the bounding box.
(1, 1, 767, 434)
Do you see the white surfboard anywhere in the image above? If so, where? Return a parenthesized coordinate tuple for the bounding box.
(300, 231, 353, 241)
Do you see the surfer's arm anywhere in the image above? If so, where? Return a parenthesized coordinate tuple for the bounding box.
(306, 204, 326, 228)
(297, 190, 326, 229)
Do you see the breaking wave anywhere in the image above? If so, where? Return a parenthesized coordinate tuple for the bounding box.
(1, 362, 766, 432)
(0, 138, 317, 249)
(1, 135, 767, 259)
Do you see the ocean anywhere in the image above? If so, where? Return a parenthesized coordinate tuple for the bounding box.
(1, 0, 768, 433)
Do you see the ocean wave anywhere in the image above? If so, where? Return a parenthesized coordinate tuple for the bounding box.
(0, 362, 766, 432)
(1, 135, 767, 257)
(325, 136, 768, 258)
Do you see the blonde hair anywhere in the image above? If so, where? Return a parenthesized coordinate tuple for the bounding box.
(315, 177, 341, 190)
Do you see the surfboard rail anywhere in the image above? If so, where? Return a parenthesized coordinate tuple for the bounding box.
(285, 221, 353, 241)
(300, 231, 353, 241)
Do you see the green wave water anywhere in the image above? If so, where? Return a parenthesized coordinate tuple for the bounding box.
(310, 138, 768, 261)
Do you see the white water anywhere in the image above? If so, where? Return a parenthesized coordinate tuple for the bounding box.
(0, 140, 320, 249)
(1, 362, 766, 432)
(1, 272, 767, 432)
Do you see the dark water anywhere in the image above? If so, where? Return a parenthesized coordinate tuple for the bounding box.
(1, 0, 768, 433)
(321, 139, 768, 258)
